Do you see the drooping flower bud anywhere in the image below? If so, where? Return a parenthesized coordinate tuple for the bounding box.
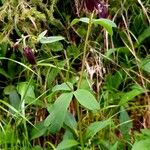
(85, 0, 108, 18)
(85, 0, 96, 11)
(23, 46, 36, 65)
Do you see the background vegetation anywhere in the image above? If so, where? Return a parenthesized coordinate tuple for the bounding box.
(0, 0, 150, 149)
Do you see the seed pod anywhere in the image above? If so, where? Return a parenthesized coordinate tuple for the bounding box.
(23, 46, 36, 65)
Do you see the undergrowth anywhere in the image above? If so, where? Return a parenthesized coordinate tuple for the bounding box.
(0, 0, 150, 149)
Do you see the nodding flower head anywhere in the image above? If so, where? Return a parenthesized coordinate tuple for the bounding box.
(23, 46, 36, 65)
(85, 0, 108, 18)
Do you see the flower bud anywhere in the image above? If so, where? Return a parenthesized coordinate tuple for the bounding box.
(23, 46, 36, 65)
(85, 0, 108, 18)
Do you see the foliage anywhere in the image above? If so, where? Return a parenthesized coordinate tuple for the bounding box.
(0, 0, 150, 149)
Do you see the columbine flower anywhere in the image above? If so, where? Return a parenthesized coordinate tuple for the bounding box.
(23, 46, 36, 65)
(85, 0, 108, 18)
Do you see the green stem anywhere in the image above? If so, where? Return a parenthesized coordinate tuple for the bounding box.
(77, 12, 94, 150)
(77, 12, 94, 88)
(49, 51, 73, 91)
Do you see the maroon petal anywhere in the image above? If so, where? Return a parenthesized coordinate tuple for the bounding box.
(85, 0, 108, 18)
(85, 0, 95, 11)
(96, 2, 108, 18)
(23, 46, 36, 65)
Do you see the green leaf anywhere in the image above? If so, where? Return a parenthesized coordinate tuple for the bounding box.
(0, 125, 17, 144)
(17, 82, 35, 103)
(141, 129, 150, 136)
(93, 19, 117, 36)
(37, 30, 47, 41)
(44, 92, 73, 133)
(71, 18, 90, 26)
(64, 112, 77, 130)
(138, 27, 150, 44)
(73, 89, 99, 110)
(4, 85, 15, 95)
(39, 36, 65, 44)
(64, 112, 78, 137)
(30, 121, 47, 140)
(105, 48, 117, 58)
(31, 146, 43, 150)
(57, 139, 79, 150)
(71, 18, 116, 35)
(70, 18, 79, 26)
(140, 58, 150, 73)
(132, 139, 150, 150)
(63, 130, 75, 142)
(79, 17, 90, 23)
(0, 68, 12, 79)
(105, 47, 130, 58)
(119, 106, 132, 140)
(110, 142, 118, 150)
(47, 61, 66, 88)
(9, 90, 21, 114)
(84, 119, 112, 141)
(93, 18, 116, 27)
(67, 45, 80, 58)
(80, 76, 91, 91)
(52, 82, 73, 92)
(49, 42, 63, 52)
(119, 87, 145, 105)
(105, 70, 124, 90)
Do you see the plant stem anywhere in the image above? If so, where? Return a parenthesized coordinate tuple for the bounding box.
(77, 12, 94, 88)
(77, 12, 94, 150)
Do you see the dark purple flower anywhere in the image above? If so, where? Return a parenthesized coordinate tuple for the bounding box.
(85, 0, 96, 11)
(23, 46, 36, 65)
(85, 0, 108, 18)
